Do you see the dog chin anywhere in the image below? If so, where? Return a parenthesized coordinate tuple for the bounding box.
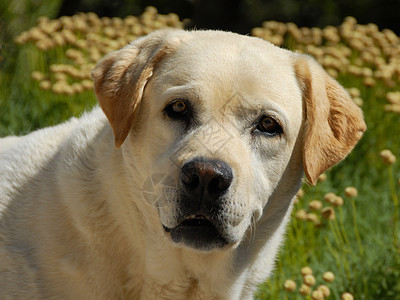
(162, 215, 234, 251)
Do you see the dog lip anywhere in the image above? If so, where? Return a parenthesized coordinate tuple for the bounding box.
(162, 214, 229, 250)
(163, 214, 212, 231)
(163, 225, 171, 233)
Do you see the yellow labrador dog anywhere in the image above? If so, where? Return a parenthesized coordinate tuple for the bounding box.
(0, 29, 365, 299)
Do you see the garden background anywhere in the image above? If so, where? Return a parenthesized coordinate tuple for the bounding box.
(1, 0, 400, 299)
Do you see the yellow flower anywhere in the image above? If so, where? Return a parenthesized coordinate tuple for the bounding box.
(322, 271, 335, 282)
(296, 189, 304, 198)
(81, 80, 93, 90)
(324, 192, 337, 204)
(363, 77, 376, 87)
(283, 279, 296, 292)
(352, 97, 364, 107)
(344, 187, 358, 198)
(311, 290, 324, 300)
(300, 266, 313, 276)
(380, 149, 396, 165)
(347, 87, 360, 98)
(299, 284, 311, 296)
(321, 207, 336, 220)
(309, 200, 323, 211)
(341, 292, 354, 300)
(333, 196, 344, 207)
(39, 80, 51, 90)
(317, 284, 331, 297)
(31, 71, 45, 81)
(295, 209, 307, 220)
(303, 274, 316, 286)
(306, 213, 319, 224)
(386, 92, 400, 104)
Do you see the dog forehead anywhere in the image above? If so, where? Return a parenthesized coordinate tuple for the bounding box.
(162, 31, 295, 78)
(152, 31, 303, 125)
(156, 31, 299, 100)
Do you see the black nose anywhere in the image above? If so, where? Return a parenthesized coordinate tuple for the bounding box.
(181, 158, 233, 202)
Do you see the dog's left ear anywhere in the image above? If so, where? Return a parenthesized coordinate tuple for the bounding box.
(294, 56, 367, 185)
(92, 29, 184, 147)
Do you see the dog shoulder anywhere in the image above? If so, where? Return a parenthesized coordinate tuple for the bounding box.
(0, 107, 108, 206)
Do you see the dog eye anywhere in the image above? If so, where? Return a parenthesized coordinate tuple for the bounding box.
(164, 99, 189, 119)
(171, 100, 186, 113)
(256, 116, 282, 136)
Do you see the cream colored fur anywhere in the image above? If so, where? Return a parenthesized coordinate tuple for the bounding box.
(0, 29, 366, 299)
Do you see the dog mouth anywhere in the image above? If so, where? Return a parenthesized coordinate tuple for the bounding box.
(163, 214, 229, 251)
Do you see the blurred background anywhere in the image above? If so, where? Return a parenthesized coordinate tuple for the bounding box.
(2, 0, 400, 86)
(57, 0, 400, 34)
(2, 0, 400, 43)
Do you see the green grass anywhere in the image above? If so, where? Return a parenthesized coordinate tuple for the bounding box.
(1, 9, 400, 300)
(0, 44, 97, 136)
(0, 0, 97, 136)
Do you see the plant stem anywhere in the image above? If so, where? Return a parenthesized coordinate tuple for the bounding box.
(350, 199, 364, 256)
(388, 166, 399, 249)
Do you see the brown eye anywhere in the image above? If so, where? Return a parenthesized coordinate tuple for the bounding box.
(171, 100, 186, 113)
(164, 99, 190, 120)
(257, 116, 282, 136)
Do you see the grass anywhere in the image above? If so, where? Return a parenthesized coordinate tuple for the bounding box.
(0, 44, 97, 136)
(1, 7, 400, 300)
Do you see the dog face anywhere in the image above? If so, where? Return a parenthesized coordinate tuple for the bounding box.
(92, 29, 366, 252)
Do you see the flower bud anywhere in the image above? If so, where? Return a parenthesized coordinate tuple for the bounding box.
(311, 290, 324, 300)
(31, 71, 45, 81)
(306, 213, 319, 224)
(296, 209, 307, 220)
(317, 284, 331, 297)
(333, 196, 344, 207)
(309, 200, 323, 211)
(283, 279, 296, 292)
(344, 187, 358, 197)
(303, 274, 316, 286)
(324, 192, 337, 204)
(380, 149, 396, 165)
(318, 173, 327, 182)
(39, 80, 51, 90)
(342, 292, 354, 300)
(323, 271, 335, 282)
(301, 266, 313, 276)
(299, 284, 311, 295)
(321, 207, 336, 220)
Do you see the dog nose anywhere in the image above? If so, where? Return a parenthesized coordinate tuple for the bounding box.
(181, 158, 233, 201)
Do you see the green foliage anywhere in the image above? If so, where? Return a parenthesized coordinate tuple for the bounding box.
(0, 0, 91, 135)
(0, 44, 97, 136)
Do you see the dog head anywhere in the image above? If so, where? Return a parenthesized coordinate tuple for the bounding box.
(92, 29, 366, 252)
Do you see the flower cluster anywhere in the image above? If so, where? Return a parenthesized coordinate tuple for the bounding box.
(295, 186, 359, 227)
(284, 266, 353, 299)
(15, 7, 184, 95)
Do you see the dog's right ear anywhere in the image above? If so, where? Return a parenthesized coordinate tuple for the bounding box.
(92, 29, 185, 148)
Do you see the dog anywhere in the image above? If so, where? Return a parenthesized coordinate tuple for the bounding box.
(0, 29, 366, 299)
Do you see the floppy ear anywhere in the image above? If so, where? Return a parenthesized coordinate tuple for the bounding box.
(92, 29, 184, 147)
(294, 56, 367, 185)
